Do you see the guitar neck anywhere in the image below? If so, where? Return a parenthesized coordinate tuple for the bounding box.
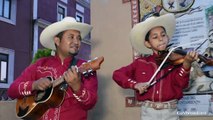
(52, 77, 65, 88)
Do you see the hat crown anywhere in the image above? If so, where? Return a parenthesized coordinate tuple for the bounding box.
(62, 17, 77, 23)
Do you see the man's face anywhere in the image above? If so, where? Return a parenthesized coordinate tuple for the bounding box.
(55, 29, 81, 57)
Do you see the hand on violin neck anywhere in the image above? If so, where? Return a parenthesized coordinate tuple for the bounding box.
(183, 51, 199, 69)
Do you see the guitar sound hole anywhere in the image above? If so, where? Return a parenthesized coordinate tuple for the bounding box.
(35, 91, 45, 101)
(35, 86, 52, 102)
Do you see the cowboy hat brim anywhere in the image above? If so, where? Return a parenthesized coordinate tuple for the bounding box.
(40, 17, 92, 50)
(130, 14, 176, 54)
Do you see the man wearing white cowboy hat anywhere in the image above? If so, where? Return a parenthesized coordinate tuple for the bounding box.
(8, 17, 98, 120)
(113, 13, 198, 120)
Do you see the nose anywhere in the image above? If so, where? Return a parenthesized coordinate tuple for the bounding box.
(73, 37, 80, 44)
(158, 36, 163, 41)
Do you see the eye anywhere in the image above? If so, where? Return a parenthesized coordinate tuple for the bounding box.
(152, 36, 157, 39)
(68, 35, 74, 40)
(150, 34, 157, 39)
(77, 36, 82, 41)
(162, 34, 166, 37)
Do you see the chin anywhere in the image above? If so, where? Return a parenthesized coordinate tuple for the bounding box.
(69, 51, 78, 56)
(158, 48, 166, 51)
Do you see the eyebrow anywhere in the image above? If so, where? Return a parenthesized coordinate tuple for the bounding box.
(151, 30, 166, 36)
(67, 33, 80, 36)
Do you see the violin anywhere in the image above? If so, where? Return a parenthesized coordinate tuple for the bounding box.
(156, 48, 213, 66)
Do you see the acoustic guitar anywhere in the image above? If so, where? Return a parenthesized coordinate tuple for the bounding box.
(16, 56, 104, 120)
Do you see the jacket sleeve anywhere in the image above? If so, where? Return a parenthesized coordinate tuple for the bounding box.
(71, 71, 98, 110)
(7, 63, 38, 99)
(112, 60, 138, 89)
(172, 65, 190, 89)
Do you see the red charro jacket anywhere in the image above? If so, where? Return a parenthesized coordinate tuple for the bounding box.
(8, 55, 98, 120)
(113, 53, 190, 102)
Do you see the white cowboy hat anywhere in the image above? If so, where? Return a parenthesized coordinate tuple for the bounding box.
(40, 17, 93, 50)
(130, 13, 176, 54)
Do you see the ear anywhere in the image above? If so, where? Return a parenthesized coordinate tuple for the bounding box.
(54, 37, 60, 47)
(144, 41, 151, 48)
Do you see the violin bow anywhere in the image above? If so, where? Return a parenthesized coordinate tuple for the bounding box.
(195, 39, 208, 51)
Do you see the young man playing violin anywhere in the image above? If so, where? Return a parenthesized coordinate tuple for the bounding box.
(113, 13, 198, 120)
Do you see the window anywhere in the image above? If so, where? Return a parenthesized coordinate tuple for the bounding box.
(0, 0, 11, 19)
(60, 0, 68, 4)
(76, 4, 84, 22)
(0, 0, 16, 25)
(76, 4, 84, 13)
(76, 12, 84, 22)
(57, 3, 67, 21)
(0, 47, 14, 88)
(85, 0, 90, 4)
(0, 53, 8, 83)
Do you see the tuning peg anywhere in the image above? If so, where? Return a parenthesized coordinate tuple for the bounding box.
(82, 71, 88, 75)
(88, 69, 93, 73)
(59, 83, 68, 91)
(75, 66, 79, 72)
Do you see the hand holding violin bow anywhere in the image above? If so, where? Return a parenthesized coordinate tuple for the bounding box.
(134, 82, 149, 94)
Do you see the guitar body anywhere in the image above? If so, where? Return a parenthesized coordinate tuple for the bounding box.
(16, 77, 65, 120)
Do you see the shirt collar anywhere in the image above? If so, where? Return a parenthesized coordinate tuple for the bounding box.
(54, 55, 74, 66)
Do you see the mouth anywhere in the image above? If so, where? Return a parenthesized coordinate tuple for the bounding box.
(157, 43, 166, 48)
(70, 45, 79, 50)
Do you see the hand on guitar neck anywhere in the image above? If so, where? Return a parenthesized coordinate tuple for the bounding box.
(63, 66, 81, 93)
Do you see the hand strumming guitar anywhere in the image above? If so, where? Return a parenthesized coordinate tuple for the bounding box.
(64, 66, 81, 93)
(32, 78, 52, 91)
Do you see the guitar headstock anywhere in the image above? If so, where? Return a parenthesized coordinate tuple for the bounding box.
(78, 56, 104, 75)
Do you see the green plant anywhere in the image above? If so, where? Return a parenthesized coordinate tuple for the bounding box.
(31, 48, 52, 63)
